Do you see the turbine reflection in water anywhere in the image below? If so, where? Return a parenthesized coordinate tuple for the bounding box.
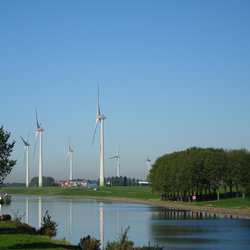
(100, 203, 104, 250)
(38, 197, 42, 228)
(25, 197, 29, 224)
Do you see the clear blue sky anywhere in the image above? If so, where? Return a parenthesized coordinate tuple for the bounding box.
(1, 0, 250, 183)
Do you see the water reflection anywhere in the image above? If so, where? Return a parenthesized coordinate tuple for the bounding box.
(1, 196, 250, 250)
(152, 209, 218, 220)
(100, 203, 104, 250)
(38, 197, 42, 227)
(150, 208, 250, 250)
(25, 197, 29, 224)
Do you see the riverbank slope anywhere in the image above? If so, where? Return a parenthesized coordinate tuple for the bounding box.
(0, 220, 77, 250)
(2, 186, 250, 218)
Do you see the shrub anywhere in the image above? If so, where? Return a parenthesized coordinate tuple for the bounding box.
(14, 220, 37, 234)
(0, 214, 11, 221)
(38, 210, 58, 237)
(78, 235, 101, 250)
(106, 226, 134, 250)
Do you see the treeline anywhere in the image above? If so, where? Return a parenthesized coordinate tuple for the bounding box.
(30, 176, 56, 187)
(148, 147, 250, 201)
(105, 176, 140, 186)
(0, 177, 56, 187)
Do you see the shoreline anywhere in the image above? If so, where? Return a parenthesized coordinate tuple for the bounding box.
(84, 196, 250, 219)
(11, 193, 250, 219)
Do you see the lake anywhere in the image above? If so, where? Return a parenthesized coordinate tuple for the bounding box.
(1, 195, 250, 249)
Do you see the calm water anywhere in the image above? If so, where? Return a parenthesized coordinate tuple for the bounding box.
(1, 196, 250, 250)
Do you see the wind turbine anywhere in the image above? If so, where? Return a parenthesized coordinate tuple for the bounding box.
(20, 134, 30, 187)
(109, 143, 120, 177)
(92, 85, 106, 187)
(67, 138, 74, 181)
(35, 109, 44, 187)
(146, 157, 151, 172)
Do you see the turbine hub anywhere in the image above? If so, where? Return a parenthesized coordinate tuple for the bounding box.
(97, 114, 106, 120)
(36, 127, 44, 132)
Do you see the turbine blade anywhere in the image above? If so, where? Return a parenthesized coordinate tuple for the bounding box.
(97, 84, 101, 116)
(68, 135, 73, 152)
(20, 136, 26, 145)
(117, 142, 120, 157)
(27, 130, 31, 144)
(20, 136, 30, 147)
(92, 119, 99, 145)
(33, 131, 38, 159)
(35, 108, 40, 128)
(66, 152, 69, 169)
(23, 147, 27, 169)
(109, 156, 116, 159)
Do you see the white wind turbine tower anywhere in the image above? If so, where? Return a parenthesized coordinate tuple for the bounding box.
(109, 143, 121, 177)
(20, 134, 30, 187)
(35, 109, 44, 187)
(67, 139, 74, 181)
(92, 85, 106, 187)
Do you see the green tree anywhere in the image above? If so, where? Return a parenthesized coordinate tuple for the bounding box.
(43, 176, 56, 186)
(203, 148, 227, 200)
(30, 176, 55, 187)
(0, 126, 16, 184)
(227, 149, 250, 198)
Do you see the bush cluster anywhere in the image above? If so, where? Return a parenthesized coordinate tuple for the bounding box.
(78, 227, 163, 250)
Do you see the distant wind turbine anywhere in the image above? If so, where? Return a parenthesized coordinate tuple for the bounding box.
(92, 85, 106, 187)
(20, 133, 30, 187)
(146, 157, 151, 172)
(67, 138, 74, 181)
(109, 143, 121, 177)
(35, 109, 44, 187)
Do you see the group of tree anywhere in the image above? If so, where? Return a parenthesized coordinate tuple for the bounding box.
(105, 176, 140, 186)
(148, 147, 250, 201)
(30, 176, 56, 187)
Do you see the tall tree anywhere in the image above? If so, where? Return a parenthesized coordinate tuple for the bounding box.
(0, 126, 16, 184)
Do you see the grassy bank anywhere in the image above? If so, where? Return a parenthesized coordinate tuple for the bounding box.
(1, 186, 250, 210)
(0, 220, 76, 250)
(198, 197, 250, 209)
(1, 186, 160, 200)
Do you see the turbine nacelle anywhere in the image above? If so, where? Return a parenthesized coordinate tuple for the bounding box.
(68, 145, 74, 153)
(96, 114, 106, 120)
(36, 127, 44, 132)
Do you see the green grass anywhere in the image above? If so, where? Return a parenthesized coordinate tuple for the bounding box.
(197, 197, 250, 209)
(1, 186, 161, 200)
(2, 186, 250, 210)
(0, 221, 77, 250)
